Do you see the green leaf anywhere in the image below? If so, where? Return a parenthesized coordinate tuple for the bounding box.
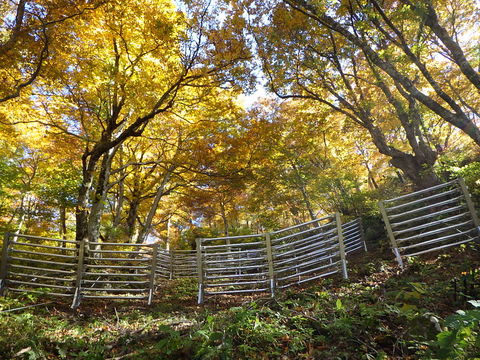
(468, 300, 480, 308)
(335, 299, 343, 310)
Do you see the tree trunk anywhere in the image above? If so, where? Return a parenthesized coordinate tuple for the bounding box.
(87, 147, 116, 244)
(166, 217, 171, 251)
(75, 153, 101, 243)
(390, 154, 440, 189)
(59, 206, 67, 240)
(364, 162, 378, 189)
(126, 198, 140, 241)
(290, 163, 316, 220)
(113, 172, 125, 228)
(136, 166, 175, 244)
(219, 200, 229, 236)
(365, 122, 440, 189)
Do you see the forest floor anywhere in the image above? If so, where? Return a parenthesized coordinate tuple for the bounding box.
(0, 244, 479, 360)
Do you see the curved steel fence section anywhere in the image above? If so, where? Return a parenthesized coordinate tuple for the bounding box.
(379, 178, 480, 267)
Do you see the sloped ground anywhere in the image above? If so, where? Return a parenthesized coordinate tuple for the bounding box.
(0, 244, 479, 359)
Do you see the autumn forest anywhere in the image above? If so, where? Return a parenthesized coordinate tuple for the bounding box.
(1, 0, 480, 358)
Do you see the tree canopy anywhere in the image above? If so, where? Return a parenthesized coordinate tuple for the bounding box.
(0, 0, 478, 248)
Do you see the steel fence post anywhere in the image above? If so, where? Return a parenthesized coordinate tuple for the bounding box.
(265, 233, 275, 296)
(335, 213, 348, 279)
(378, 201, 404, 268)
(148, 244, 159, 305)
(0, 232, 11, 296)
(196, 238, 205, 304)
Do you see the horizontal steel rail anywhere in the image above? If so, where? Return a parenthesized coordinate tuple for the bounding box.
(83, 272, 149, 277)
(390, 204, 466, 228)
(396, 220, 473, 243)
(399, 229, 475, 252)
(10, 249, 77, 259)
(12, 242, 78, 251)
(88, 241, 152, 247)
(205, 288, 270, 295)
(384, 180, 457, 203)
(199, 234, 264, 242)
(271, 215, 334, 235)
(386, 188, 460, 213)
(89, 249, 150, 255)
(81, 295, 147, 300)
(9, 264, 75, 274)
(276, 269, 339, 289)
(8, 272, 74, 282)
(8, 279, 75, 290)
(404, 238, 475, 257)
(7, 288, 73, 297)
(276, 261, 341, 282)
(271, 224, 334, 244)
(389, 196, 463, 220)
(393, 212, 469, 235)
(9, 257, 77, 267)
(8, 234, 79, 244)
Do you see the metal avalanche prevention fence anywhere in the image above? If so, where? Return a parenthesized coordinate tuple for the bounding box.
(156, 249, 197, 279)
(342, 218, 367, 254)
(270, 214, 346, 291)
(0, 213, 359, 307)
(77, 241, 157, 308)
(379, 178, 480, 268)
(196, 233, 270, 304)
(195, 213, 350, 304)
(0, 234, 79, 299)
(0, 178, 477, 307)
(0, 234, 159, 308)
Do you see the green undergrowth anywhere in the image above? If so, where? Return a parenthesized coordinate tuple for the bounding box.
(0, 245, 479, 359)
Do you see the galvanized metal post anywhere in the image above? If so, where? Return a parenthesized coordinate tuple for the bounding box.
(169, 251, 174, 280)
(458, 178, 480, 230)
(378, 201, 404, 268)
(359, 218, 368, 252)
(71, 239, 86, 309)
(265, 233, 275, 296)
(335, 213, 348, 279)
(0, 232, 11, 296)
(148, 244, 159, 305)
(196, 238, 204, 304)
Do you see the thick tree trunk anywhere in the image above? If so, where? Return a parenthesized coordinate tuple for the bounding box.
(87, 148, 116, 244)
(368, 124, 440, 189)
(356, 98, 440, 189)
(390, 154, 440, 189)
(75, 153, 100, 243)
